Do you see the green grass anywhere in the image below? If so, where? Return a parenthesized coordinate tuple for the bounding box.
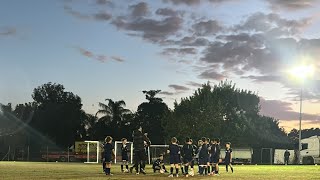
(0, 162, 319, 180)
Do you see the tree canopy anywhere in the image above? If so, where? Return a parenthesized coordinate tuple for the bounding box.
(162, 81, 290, 148)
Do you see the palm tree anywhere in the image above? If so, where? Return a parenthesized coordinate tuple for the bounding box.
(96, 99, 131, 126)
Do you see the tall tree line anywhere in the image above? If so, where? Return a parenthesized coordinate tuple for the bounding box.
(2, 80, 317, 156)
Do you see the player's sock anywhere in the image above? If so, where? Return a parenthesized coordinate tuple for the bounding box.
(175, 168, 179, 175)
(170, 167, 174, 174)
(126, 165, 129, 170)
(231, 166, 233, 173)
(105, 168, 110, 174)
(121, 165, 123, 171)
(226, 165, 228, 172)
(181, 167, 184, 174)
(204, 167, 208, 175)
(185, 166, 189, 174)
(208, 166, 211, 174)
(102, 162, 106, 171)
(199, 166, 203, 175)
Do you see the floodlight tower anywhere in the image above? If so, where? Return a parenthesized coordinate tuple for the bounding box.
(288, 64, 314, 164)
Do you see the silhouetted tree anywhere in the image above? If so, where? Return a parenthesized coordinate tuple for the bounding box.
(95, 99, 131, 140)
(163, 80, 290, 148)
(136, 90, 169, 144)
(31, 82, 83, 147)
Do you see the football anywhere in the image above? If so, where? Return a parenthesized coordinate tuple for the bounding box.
(160, 169, 165, 174)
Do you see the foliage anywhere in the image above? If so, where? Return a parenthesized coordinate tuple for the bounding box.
(162, 80, 290, 148)
(135, 90, 169, 144)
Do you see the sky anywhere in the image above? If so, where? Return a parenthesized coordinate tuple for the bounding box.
(1, 0, 320, 131)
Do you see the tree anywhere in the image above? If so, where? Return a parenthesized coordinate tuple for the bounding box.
(136, 90, 169, 144)
(95, 99, 131, 140)
(31, 82, 83, 147)
(162, 81, 290, 148)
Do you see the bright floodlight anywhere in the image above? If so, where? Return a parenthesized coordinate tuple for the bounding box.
(288, 64, 314, 80)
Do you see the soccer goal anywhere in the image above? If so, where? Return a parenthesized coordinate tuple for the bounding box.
(84, 141, 101, 164)
(148, 145, 169, 164)
(114, 141, 134, 164)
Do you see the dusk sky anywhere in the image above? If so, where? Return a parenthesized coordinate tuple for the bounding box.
(1, 0, 320, 131)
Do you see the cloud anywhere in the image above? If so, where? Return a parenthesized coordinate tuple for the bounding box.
(234, 12, 310, 34)
(159, 91, 175, 96)
(112, 15, 183, 43)
(94, 12, 112, 21)
(78, 47, 94, 58)
(64, 5, 92, 20)
(129, 2, 149, 17)
(266, 0, 319, 11)
(242, 75, 283, 83)
(163, 0, 201, 5)
(111, 56, 125, 62)
(160, 84, 191, 96)
(96, 0, 111, 5)
(0, 27, 17, 36)
(155, 8, 180, 17)
(186, 81, 202, 87)
(169, 84, 190, 91)
(192, 20, 223, 36)
(161, 47, 197, 56)
(198, 70, 226, 80)
(260, 98, 319, 120)
(163, 0, 234, 5)
(163, 36, 210, 46)
(201, 13, 312, 75)
(64, 2, 112, 21)
(76, 47, 124, 63)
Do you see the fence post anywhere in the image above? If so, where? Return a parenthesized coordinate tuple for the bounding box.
(46, 146, 48, 162)
(8, 146, 11, 161)
(27, 146, 30, 161)
(67, 147, 70, 163)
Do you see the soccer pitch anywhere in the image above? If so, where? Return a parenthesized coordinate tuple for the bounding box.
(0, 162, 319, 180)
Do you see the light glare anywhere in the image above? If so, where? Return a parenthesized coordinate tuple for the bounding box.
(288, 64, 314, 80)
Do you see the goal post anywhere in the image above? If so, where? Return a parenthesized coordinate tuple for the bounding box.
(114, 141, 134, 164)
(84, 141, 100, 164)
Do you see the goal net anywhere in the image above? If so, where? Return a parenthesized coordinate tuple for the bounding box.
(114, 141, 133, 164)
(83, 141, 101, 163)
(148, 145, 169, 164)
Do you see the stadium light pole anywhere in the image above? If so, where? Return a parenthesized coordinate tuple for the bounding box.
(288, 64, 314, 164)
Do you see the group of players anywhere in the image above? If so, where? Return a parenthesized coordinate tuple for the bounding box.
(155, 137, 234, 177)
(102, 126, 234, 177)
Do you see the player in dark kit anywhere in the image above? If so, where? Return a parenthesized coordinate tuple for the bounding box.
(284, 149, 290, 165)
(182, 137, 194, 177)
(120, 138, 129, 173)
(199, 137, 209, 175)
(167, 137, 181, 177)
(103, 136, 115, 176)
(225, 142, 234, 173)
(206, 138, 211, 175)
(152, 154, 167, 173)
(131, 126, 150, 175)
(210, 138, 221, 175)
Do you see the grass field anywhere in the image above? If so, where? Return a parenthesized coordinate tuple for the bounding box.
(0, 162, 319, 180)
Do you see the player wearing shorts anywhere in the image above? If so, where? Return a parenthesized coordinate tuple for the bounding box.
(103, 136, 115, 176)
(182, 137, 194, 177)
(120, 138, 129, 173)
(167, 137, 181, 177)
